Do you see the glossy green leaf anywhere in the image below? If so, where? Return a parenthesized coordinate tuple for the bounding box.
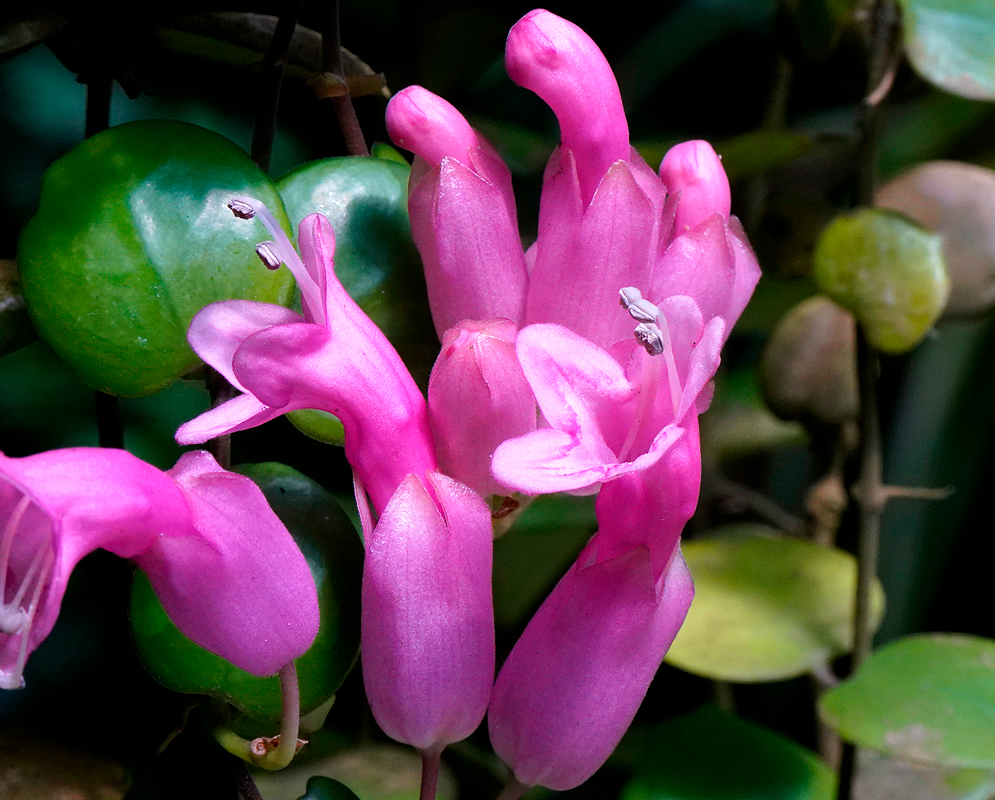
(17, 119, 294, 396)
(820, 634, 995, 768)
(130, 463, 362, 721)
(621, 705, 835, 800)
(812, 208, 949, 354)
(666, 526, 885, 682)
(296, 776, 362, 800)
(898, 0, 995, 100)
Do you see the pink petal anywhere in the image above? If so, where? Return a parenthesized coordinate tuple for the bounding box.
(187, 300, 302, 391)
(145, 452, 320, 676)
(526, 163, 658, 350)
(362, 472, 494, 752)
(175, 392, 283, 446)
(428, 320, 536, 497)
(659, 140, 731, 234)
(409, 159, 528, 335)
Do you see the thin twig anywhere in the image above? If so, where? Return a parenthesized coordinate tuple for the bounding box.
(836, 3, 901, 798)
(228, 757, 265, 800)
(251, 0, 305, 172)
(320, 0, 369, 156)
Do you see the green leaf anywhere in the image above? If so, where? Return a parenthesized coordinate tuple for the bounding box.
(666, 526, 885, 682)
(297, 776, 362, 800)
(130, 463, 363, 721)
(898, 0, 995, 100)
(621, 705, 836, 800)
(820, 634, 995, 768)
(17, 119, 295, 396)
(812, 208, 949, 354)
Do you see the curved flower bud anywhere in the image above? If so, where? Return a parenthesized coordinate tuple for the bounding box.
(658, 140, 731, 235)
(488, 544, 694, 791)
(362, 472, 494, 754)
(506, 9, 629, 203)
(387, 86, 528, 335)
(0, 448, 319, 688)
(428, 319, 536, 498)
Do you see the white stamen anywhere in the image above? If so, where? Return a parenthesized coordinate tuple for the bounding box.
(7, 546, 53, 690)
(634, 322, 665, 356)
(229, 196, 326, 326)
(619, 286, 685, 416)
(620, 287, 660, 323)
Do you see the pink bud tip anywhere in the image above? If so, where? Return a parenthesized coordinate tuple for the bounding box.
(659, 140, 731, 233)
(505, 9, 629, 202)
(386, 86, 478, 167)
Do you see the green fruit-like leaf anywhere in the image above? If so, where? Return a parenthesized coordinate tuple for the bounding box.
(297, 776, 362, 800)
(812, 208, 949, 354)
(17, 119, 294, 396)
(898, 0, 995, 100)
(665, 526, 885, 682)
(130, 463, 362, 721)
(621, 705, 836, 800)
(820, 634, 995, 768)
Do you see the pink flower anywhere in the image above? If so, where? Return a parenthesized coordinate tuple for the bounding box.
(178, 205, 495, 755)
(176, 200, 436, 513)
(0, 448, 319, 688)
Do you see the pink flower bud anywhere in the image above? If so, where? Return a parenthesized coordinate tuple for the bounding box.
(362, 472, 494, 754)
(659, 140, 731, 234)
(428, 319, 536, 498)
(506, 9, 629, 203)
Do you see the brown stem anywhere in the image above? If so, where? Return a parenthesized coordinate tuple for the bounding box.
(321, 0, 369, 156)
(836, 4, 901, 798)
(206, 369, 236, 469)
(419, 749, 441, 800)
(228, 757, 265, 800)
(251, 0, 305, 171)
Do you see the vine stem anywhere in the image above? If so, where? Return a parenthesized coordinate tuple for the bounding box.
(321, 0, 370, 156)
(835, 1, 900, 797)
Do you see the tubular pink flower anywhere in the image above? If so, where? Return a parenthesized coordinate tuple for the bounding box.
(0, 448, 319, 688)
(489, 542, 694, 791)
(428, 319, 536, 498)
(177, 207, 436, 512)
(386, 87, 528, 336)
(658, 139, 731, 236)
(361, 472, 494, 753)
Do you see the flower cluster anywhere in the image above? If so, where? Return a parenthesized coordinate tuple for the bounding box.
(1, 7, 759, 794)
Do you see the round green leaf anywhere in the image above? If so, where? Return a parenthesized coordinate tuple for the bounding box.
(622, 705, 836, 800)
(665, 526, 885, 682)
(820, 634, 995, 768)
(17, 119, 295, 396)
(130, 463, 363, 721)
(898, 0, 995, 100)
(812, 208, 949, 354)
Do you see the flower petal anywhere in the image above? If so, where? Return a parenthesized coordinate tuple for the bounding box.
(187, 300, 302, 391)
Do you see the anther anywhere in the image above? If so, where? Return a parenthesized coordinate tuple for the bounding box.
(256, 242, 282, 270)
(228, 199, 256, 220)
(620, 287, 660, 324)
(634, 322, 665, 356)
